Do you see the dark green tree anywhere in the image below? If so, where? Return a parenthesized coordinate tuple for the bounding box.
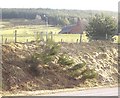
(86, 14, 117, 40)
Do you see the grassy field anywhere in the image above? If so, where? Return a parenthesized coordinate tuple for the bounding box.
(0, 24, 88, 43)
(0, 21, 119, 43)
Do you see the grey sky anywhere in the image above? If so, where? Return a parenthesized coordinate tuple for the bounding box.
(0, 0, 119, 12)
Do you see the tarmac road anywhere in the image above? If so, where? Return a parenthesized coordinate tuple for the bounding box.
(42, 87, 119, 96)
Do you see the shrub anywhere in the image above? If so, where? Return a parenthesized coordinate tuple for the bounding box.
(40, 53, 54, 64)
(67, 62, 97, 82)
(25, 53, 39, 64)
(69, 62, 86, 71)
(69, 71, 81, 77)
(46, 39, 61, 56)
(24, 53, 40, 76)
(26, 39, 60, 65)
(58, 54, 74, 66)
(81, 68, 97, 80)
(39, 39, 60, 64)
(25, 40, 61, 76)
(68, 62, 86, 78)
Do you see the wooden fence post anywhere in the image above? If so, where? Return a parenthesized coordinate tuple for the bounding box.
(1, 35, 3, 44)
(76, 39, 78, 43)
(50, 32, 53, 41)
(61, 39, 63, 43)
(46, 32, 48, 42)
(5, 38, 7, 44)
(14, 30, 17, 43)
(34, 32, 38, 41)
(80, 34, 82, 43)
(106, 33, 108, 40)
(34, 32, 36, 41)
(26, 39, 28, 43)
(40, 32, 43, 41)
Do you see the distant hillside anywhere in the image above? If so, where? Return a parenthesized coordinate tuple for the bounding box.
(1, 8, 117, 26)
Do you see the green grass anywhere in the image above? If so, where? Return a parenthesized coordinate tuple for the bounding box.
(1, 25, 61, 34)
(113, 35, 120, 43)
(0, 25, 88, 43)
(53, 33, 88, 42)
(1, 33, 88, 43)
(0, 24, 119, 43)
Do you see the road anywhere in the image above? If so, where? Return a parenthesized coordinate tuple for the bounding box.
(42, 87, 118, 96)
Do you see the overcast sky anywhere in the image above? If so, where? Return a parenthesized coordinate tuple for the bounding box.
(0, 0, 119, 12)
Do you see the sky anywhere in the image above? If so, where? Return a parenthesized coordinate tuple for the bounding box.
(0, 0, 119, 12)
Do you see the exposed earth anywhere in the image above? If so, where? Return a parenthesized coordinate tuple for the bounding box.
(2, 41, 119, 92)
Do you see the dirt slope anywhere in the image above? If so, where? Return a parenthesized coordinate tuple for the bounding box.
(2, 41, 119, 91)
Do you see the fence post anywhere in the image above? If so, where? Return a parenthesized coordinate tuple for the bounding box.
(40, 32, 43, 41)
(61, 39, 63, 43)
(5, 38, 7, 44)
(106, 33, 108, 40)
(80, 34, 82, 43)
(14, 30, 17, 43)
(76, 39, 78, 43)
(50, 32, 53, 41)
(1, 35, 3, 44)
(34, 32, 38, 41)
(35, 32, 38, 41)
(46, 32, 48, 42)
(26, 39, 28, 43)
(34, 32, 36, 41)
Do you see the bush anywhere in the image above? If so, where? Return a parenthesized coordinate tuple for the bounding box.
(68, 62, 86, 78)
(26, 39, 60, 65)
(67, 62, 97, 82)
(69, 62, 86, 71)
(58, 54, 74, 66)
(39, 39, 60, 64)
(25, 40, 61, 76)
(46, 39, 61, 56)
(81, 68, 97, 80)
(25, 52, 40, 64)
(40, 53, 54, 64)
(24, 53, 40, 76)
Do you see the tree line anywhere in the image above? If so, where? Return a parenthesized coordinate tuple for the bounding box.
(1, 8, 117, 26)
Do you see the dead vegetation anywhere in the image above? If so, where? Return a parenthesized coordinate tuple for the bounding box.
(2, 41, 119, 91)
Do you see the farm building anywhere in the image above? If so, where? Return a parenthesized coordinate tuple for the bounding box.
(59, 18, 88, 34)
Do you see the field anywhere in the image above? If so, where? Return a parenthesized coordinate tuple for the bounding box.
(0, 21, 119, 43)
(0, 22, 88, 43)
(113, 35, 120, 43)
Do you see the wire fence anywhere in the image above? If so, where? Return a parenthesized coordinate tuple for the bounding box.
(1, 31, 88, 44)
(1, 30, 118, 44)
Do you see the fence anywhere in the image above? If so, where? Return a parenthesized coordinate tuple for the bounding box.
(1, 31, 88, 44)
